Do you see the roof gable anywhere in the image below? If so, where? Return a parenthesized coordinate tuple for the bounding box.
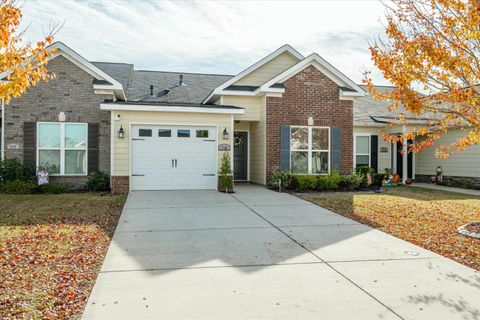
(260, 53, 365, 97)
(233, 51, 301, 86)
(203, 44, 303, 103)
(48, 42, 126, 100)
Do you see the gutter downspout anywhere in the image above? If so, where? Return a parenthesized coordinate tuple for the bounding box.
(1, 97, 4, 161)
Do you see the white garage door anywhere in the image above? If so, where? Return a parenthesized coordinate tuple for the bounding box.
(131, 125, 217, 190)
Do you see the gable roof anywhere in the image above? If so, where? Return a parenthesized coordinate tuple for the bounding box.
(203, 44, 304, 103)
(47, 42, 126, 100)
(260, 53, 365, 96)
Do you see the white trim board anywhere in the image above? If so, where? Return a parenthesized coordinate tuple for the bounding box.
(100, 103, 245, 115)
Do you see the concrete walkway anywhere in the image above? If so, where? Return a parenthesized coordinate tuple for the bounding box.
(410, 182, 480, 196)
(82, 185, 480, 320)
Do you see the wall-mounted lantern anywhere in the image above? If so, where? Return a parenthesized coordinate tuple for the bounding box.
(222, 127, 229, 140)
(118, 125, 125, 139)
(436, 165, 443, 175)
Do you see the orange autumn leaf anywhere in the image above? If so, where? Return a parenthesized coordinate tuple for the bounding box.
(0, 0, 58, 104)
(364, 0, 480, 158)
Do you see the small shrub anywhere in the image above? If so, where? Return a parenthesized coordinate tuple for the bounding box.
(446, 178, 475, 190)
(270, 169, 292, 191)
(355, 166, 376, 188)
(37, 183, 69, 194)
(293, 175, 318, 192)
(355, 166, 375, 176)
(318, 171, 341, 191)
(0, 159, 35, 183)
(0, 179, 37, 194)
(87, 171, 110, 191)
(340, 174, 363, 191)
(218, 152, 233, 192)
(373, 173, 387, 187)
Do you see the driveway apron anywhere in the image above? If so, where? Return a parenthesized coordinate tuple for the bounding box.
(82, 185, 480, 320)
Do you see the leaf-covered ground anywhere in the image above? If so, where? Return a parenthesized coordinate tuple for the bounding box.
(302, 187, 480, 270)
(0, 193, 126, 319)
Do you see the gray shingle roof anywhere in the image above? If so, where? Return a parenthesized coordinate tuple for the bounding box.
(91, 62, 134, 91)
(127, 70, 232, 103)
(354, 85, 434, 126)
(93, 61, 232, 104)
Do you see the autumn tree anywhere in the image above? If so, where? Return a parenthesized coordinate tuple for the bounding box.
(1, 0, 57, 104)
(364, 0, 480, 158)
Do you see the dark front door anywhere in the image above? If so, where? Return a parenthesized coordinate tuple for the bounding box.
(396, 140, 413, 179)
(234, 131, 248, 180)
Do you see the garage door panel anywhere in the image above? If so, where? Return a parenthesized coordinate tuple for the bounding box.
(131, 125, 217, 191)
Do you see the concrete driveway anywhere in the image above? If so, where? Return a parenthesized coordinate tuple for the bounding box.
(82, 185, 480, 320)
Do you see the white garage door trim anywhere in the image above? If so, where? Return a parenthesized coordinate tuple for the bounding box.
(129, 123, 218, 191)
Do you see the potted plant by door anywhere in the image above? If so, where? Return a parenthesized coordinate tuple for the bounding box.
(218, 152, 234, 193)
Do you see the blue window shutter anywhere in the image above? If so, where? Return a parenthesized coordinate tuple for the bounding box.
(331, 127, 341, 172)
(280, 125, 290, 170)
(370, 135, 378, 173)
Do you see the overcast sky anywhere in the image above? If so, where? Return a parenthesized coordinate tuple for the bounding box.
(21, 0, 390, 85)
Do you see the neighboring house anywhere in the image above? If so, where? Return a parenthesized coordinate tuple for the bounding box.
(0, 42, 478, 192)
(353, 86, 480, 186)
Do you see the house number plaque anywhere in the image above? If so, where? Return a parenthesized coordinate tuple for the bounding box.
(218, 144, 231, 151)
(7, 143, 20, 150)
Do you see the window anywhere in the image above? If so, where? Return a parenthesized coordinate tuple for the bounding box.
(139, 129, 152, 137)
(355, 135, 370, 168)
(196, 130, 209, 138)
(37, 123, 87, 175)
(158, 129, 171, 137)
(290, 127, 329, 174)
(177, 129, 190, 138)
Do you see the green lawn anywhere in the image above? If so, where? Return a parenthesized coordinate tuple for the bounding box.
(0, 193, 126, 319)
(302, 187, 480, 270)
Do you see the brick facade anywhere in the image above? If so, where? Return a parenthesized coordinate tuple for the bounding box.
(265, 65, 353, 181)
(4, 55, 112, 189)
(111, 176, 129, 194)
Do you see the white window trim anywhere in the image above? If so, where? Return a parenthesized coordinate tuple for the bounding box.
(36, 122, 88, 176)
(290, 126, 330, 175)
(354, 134, 371, 168)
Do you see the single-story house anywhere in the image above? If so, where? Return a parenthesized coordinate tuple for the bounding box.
(1, 42, 478, 192)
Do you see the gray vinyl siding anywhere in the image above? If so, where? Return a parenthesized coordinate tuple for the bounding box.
(416, 129, 480, 178)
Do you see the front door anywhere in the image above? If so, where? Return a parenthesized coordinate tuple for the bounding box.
(234, 131, 248, 180)
(396, 140, 413, 179)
